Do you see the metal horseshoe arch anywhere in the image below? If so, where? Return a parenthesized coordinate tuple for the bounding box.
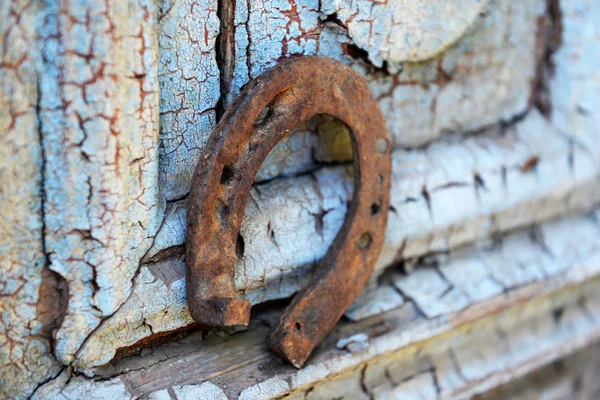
(185, 56, 391, 368)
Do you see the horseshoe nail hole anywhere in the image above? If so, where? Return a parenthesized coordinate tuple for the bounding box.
(294, 322, 302, 331)
(371, 201, 381, 215)
(236, 233, 245, 259)
(220, 164, 235, 185)
(219, 203, 230, 219)
(358, 232, 372, 249)
(254, 107, 270, 126)
(378, 175, 384, 184)
(376, 138, 389, 154)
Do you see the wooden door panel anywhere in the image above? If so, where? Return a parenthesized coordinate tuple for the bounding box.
(72, 0, 600, 371)
(2, 0, 600, 397)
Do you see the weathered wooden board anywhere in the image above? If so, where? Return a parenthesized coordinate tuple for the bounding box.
(2, 0, 599, 397)
(474, 343, 600, 400)
(32, 243, 600, 398)
(37, 0, 163, 368)
(54, 0, 600, 372)
(284, 282, 600, 400)
(0, 1, 62, 395)
(74, 108, 600, 369)
(1, 0, 163, 397)
(160, 0, 542, 200)
(74, 208, 600, 372)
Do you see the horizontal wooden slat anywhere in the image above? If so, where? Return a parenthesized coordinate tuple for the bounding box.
(65, 0, 600, 376)
(37, 282, 600, 399)
(66, 108, 600, 370)
(474, 343, 600, 400)
(34, 211, 600, 397)
(71, 207, 600, 373)
(284, 282, 600, 400)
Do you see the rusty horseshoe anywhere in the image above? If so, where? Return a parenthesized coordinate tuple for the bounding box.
(186, 56, 391, 368)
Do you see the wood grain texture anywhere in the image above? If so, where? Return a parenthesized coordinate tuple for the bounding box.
(37, 0, 163, 367)
(161, 0, 543, 199)
(31, 211, 600, 397)
(69, 0, 600, 370)
(2, 0, 600, 396)
(0, 1, 62, 397)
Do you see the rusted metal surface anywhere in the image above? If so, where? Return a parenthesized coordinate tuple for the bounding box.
(186, 56, 391, 368)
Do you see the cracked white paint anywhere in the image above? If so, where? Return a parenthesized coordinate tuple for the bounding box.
(34, 264, 600, 399)
(478, 345, 600, 399)
(158, 0, 220, 200)
(171, 382, 228, 400)
(345, 284, 404, 321)
(333, 0, 541, 148)
(3, 0, 600, 397)
(74, 103, 600, 369)
(321, 0, 489, 67)
(390, 213, 600, 320)
(549, 0, 600, 158)
(165, 0, 543, 202)
(288, 278, 600, 399)
(31, 370, 133, 400)
(38, 210, 600, 398)
(238, 376, 291, 400)
(36, 0, 163, 368)
(0, 1, 62, 397)
(347, 209, 600, 322)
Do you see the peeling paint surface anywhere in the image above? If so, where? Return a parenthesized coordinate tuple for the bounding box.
(286, 279, 600, 400)
(76, 105, 600, 369)
(320, 0, 489, 66)
(165, 0, 544, 200)
(2, 0, 600, 397)
(68, 0, 600, 371)
(31, 0, 164, 372)
(46, 211, 600, 397)
(31, 371, 133, 400)
(158, 0, 220, 200)
(0, 1, 62, 397)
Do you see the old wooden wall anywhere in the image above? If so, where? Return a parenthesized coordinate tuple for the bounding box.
(1, 0, 599, 398)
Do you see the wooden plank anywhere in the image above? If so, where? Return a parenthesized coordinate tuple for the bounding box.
(0, 1, 62, 397)
(159, 0, 543, 200)
(286, 282, 600, 400)
(73, 108, 600, 369)
(70, 210, 600, 396)
(36, 0, 163, 368)
(33, 267, 600, 399)
(474, 343, 600, 400)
